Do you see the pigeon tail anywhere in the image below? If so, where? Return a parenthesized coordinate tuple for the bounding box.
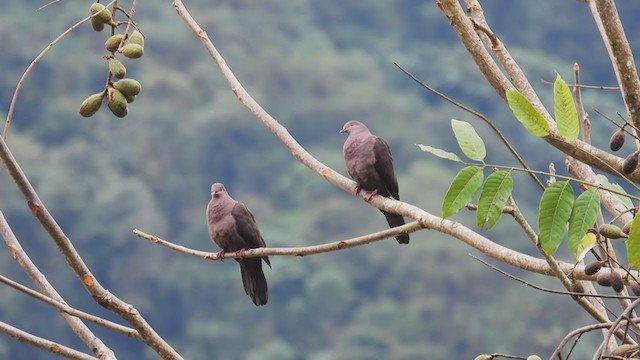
(239, 259, 269, 306)
(381, 210, 410, 244)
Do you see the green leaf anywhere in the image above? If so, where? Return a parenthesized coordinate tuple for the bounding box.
(568, 189, 600, 253)
(451, 119, 486, 161)
(416, 144, 463, 162)
(596, 174, 633, 209)
(575, 232, 597, 263)
(442, 166, 484, 218)
(506, 89, 551, 137)
(538, 181, 574, 256)
(627, 213, 640, 268)
(476, 170, 513, 230)
(554, 74, 579, 140)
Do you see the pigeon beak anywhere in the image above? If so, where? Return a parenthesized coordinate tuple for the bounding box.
(339, 129, 346, 134)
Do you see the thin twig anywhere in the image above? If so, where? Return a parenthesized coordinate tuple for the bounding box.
(2, 0, 116, 140)
(393, 62, 544, 190)
(471, 255, 636, 300)
(541, 79, 620, 90)
(0, 321, 98, 360)
(0, 274, 140, 339)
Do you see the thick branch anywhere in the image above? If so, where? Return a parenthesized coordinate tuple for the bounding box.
(0, 321, 98, 360)
(0, 138, 180, 358)
(438, 0, 640, 183)
(592, 0, 640, 130)
(0, 211, 115, 359)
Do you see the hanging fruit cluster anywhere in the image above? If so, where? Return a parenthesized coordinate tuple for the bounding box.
(80, 2, 144, 118)
(579, 222, 640, 295)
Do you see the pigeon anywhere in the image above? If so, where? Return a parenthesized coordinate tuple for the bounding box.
(206, 183, 271, 306)
(340, 120, 410, 244)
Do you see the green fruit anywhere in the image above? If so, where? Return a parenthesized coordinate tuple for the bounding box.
(113, 78, 142, 96)
(129, 30, 144, 47)
(91, 17, 105, 32)
(107, 58, 126, 79)
(105, 34, 124, 52)
(526, 356, 542, 360)
(610, 271, 624, 293)
(79, 92, 104, 117)
(107, 88, 128, 118)
(598, 224, 627, 239)
(90, 3, 113, 25)
(123, 93, 135, 103)
(122, 43, 144, 59)
(623, 222, 632, 235)
(584, 261, 602, 276)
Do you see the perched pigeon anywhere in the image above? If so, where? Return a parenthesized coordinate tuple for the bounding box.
(206, 183, 272, 306)
(341, 120, 410, 244)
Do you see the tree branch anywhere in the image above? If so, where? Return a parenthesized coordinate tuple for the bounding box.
(0, 274, 140, 340)
(0, 137, 180, 358)
(0, 321, 98, 360)
(591, 0, 640, 131)
(0, 211, 116, 359)
(135, 222, 422, 260)
(438, 0, 639, 183)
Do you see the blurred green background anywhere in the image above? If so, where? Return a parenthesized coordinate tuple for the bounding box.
(1, 0, 637, 358)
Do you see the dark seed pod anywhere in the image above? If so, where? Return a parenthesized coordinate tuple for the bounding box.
(610, 271, 624, 293)
(623, 152, 639, 174)
(122, 44, 144, 59)
(598, 224, 627, 239)
(596, 271, 611, 287)
(623, 222, 632, 235)
(584, 261, 602, 276)
(570, 281, 585, 300)
(630, 281, 640, 296)
(105, 34, 124, 53)
(609, 129, 625, 151)
(79, 92, 104, 117)
(107, 58, 126, 79)
(107, 87, 128, 118)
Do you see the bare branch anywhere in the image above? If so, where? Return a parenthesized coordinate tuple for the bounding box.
(0, 211, 116, 359)
(0, 321, 98, 360)
(590, 0, 640, 131)
(0, 274, 140, 339)
(135, 222, 422, 260)
(0, 137, 181, 358)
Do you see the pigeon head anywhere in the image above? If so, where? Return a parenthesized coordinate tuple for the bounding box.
(211, 183, 228, 198)
(340, 120, 370, 135)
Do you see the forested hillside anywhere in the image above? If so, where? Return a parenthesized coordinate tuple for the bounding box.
(1, 1, 638, 358)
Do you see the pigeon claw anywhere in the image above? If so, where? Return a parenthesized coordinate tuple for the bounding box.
(235, 248, 247, 258)
(365, 189, 378, 201)
(215, 250, 226, 261)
